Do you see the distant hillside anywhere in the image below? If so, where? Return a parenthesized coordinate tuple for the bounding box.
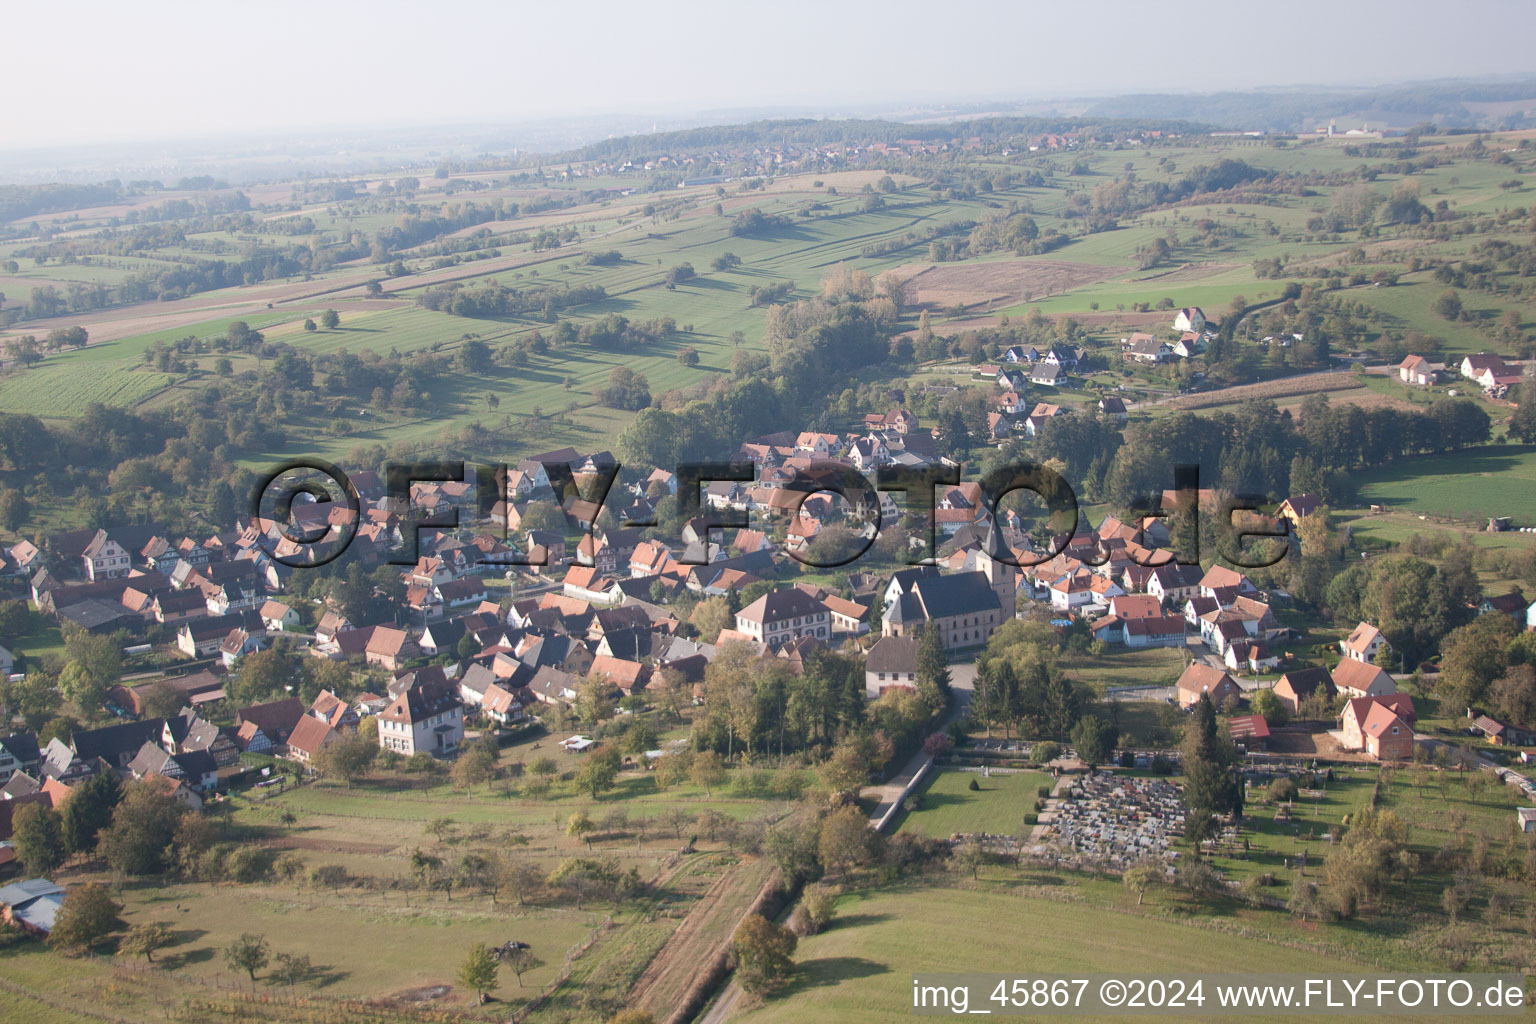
(551, 116, 1207, 162)
(1084, 78, 1536, 131)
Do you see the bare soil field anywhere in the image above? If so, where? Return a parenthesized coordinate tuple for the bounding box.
(890, 259, 1124, 311)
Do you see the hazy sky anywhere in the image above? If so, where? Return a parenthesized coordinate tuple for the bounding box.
(10, 0, 1536, 149)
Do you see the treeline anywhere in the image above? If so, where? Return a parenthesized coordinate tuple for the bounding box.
(0, 181, 123, 223)
(417, 280, 606, 320)
(1067, 159, 1283, 228)
(372, 200, 518, 257)
(617, 293, 898, 468)
(1099, 396, 1491, 512)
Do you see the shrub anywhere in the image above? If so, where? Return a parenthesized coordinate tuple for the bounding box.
(1037, 785, 1051, 798)
(1023, 813, 1038, 826)
(967, 778, 980, 792)
(800, 883, 838, 935)
(1150, 755, 1174, 775)
(1032, 741, 1061, 764)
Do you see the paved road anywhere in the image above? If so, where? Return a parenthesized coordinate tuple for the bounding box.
(864, 661, 976, 824)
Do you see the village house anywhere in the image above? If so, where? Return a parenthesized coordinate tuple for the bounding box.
(1272, 667, 1336, 713)
(1123, 333, 1172, 364)
(479, 682, 524, 725)
(1351, 700, 1415, 760)
(1173, 307, 1206, 333)
(218, 627, 262, 667)
(864, 635, 920, 698)
(1339, 622, 1389, 664)
(285, 715, 338, 765)
(1340, 693, 1417, 753)
(259, 600, 299, 631)
(376, 681, 464, 758)
(364, 626, 418, 671)
(1276, 494, 1322, 529)
(1028, 364, 1065, 387)
(1174, 663, 1241, 709)
(1398, 354, 1437, 386)
(1331, 658, 1396, 699)
(81, 531, 132, 581)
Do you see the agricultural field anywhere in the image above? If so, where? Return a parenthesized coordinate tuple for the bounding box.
(3, 127, 1533, 469)
(0, 363, 175, 417)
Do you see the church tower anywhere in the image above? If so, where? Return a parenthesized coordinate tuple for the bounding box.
(976, 518, 1017, 620)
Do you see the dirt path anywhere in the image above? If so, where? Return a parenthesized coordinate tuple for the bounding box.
(626, 860, 737, 1012)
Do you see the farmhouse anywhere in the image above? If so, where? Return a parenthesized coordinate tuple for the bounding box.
(234, 698, 305, 751)
(81, 531, 132, 581)
(1119, 615, 1187, 648)
(284, 716, 337, 766)
(1461, 353, 1512, 383)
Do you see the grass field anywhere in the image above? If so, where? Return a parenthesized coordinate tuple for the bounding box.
(1353, 444, 1536, 521)
(115, 879, 595, 1001)
(1065, 645, 1189, 692)
(729, 882, 1439, 1024)
(894, 769, 1052, 838)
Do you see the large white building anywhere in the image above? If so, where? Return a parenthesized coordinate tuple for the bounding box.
(734, 589, 831, 649)
(377, 682, 464, 758)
